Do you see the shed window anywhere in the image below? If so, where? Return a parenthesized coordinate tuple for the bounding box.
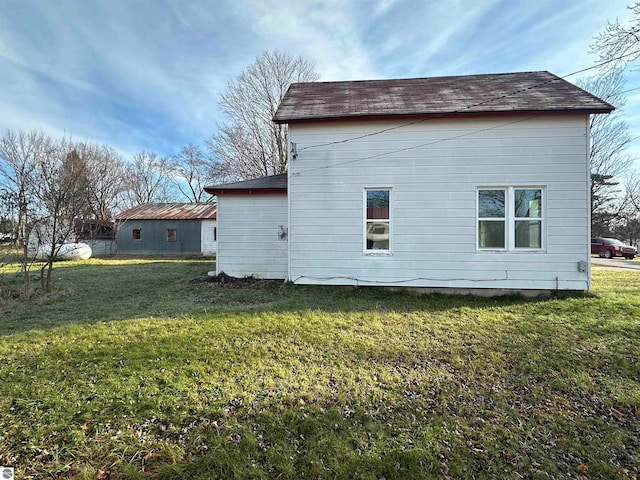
(166, 228, 177, 242)
(364, 188, 391, 254)
(132, 228, 142, 241)
(478, 187, 544, 251)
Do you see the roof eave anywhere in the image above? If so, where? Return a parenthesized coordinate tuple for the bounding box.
(273, 107, 614, 124)
(204, 187, 287, 196)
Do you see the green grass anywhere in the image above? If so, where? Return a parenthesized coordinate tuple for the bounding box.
(0, 259, 638, 479)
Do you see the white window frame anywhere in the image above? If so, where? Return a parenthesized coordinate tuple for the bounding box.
(477, 188, 507, 251)
(363, 187, 392, 256)
(477, 186, 545, 252)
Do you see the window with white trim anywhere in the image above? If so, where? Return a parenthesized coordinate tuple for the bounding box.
(477, 187, 543, 251)
(364, 188, 391, 254)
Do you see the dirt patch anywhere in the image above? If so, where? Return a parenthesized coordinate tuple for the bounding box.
(191, 272, 283, 289)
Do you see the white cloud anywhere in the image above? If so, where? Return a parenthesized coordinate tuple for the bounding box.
(239, 0, 377, 80)
(0, 0, 638, 166)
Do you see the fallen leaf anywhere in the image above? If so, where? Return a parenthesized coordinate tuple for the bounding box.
(80, 420, 90, 430)
(224, 433, 241, 444)
(143, 451, 157, 461)
(96, 469, 109, 480)
(610, 408, 626, 423)
(577, 463, 588, 472)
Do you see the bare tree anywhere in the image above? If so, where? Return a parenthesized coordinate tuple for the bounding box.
(0, 130, 48, 278)
(168, 143, 211, 202)
(77, 142, 127, 220)
(33, 138, 89, 291)
(123, 151, 175, 206)
(207, 50, 319, 181)
(592, 2, 640, 72)
(577, 70, 638, 235)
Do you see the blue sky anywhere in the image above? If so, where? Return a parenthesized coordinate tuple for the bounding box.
(1, 0, 638, 161)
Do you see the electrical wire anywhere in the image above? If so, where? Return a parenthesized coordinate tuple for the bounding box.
(294, 50, 638, 155)
(291, 115, 542, 176)
(620, 85, 640, 95)
(292, 272, 509, 284)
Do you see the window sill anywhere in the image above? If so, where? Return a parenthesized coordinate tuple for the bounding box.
(477, 249, 546, 254)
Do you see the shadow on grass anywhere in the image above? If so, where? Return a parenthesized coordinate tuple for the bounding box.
(0, 258, 593, 337)
(4, 297, 638, 479)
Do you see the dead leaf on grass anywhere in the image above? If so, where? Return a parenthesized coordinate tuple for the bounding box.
(96, 469, 109, 479)
(143, 451, 157, 461)
(80, 419, 90, 430)
(610, 408, 626, 423)
(577, 463, 588, 472)
(224, 433, 241, 445)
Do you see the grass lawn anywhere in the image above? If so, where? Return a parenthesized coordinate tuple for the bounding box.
(0, 258, 638, 479)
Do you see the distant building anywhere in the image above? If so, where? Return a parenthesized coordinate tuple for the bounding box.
(115, 203, 217, 255)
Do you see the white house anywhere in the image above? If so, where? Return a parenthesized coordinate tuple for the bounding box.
(206, 71, 614, 292)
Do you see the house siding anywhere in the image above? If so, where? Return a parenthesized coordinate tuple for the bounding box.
(217, 195, 288, 279)
(288, 114, 590, 290)
(117, 219, 202, 254)
(201, 220, 217, 256)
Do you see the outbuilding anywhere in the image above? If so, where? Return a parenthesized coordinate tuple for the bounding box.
(204, 175, 288, 278)
(115, 203, 217, 256)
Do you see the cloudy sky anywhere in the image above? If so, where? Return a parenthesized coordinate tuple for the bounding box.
(1, 0, 638, 160)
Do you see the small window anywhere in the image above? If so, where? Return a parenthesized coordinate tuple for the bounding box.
(478, 189, 506, 249)
(364, 188, 391, 254)
(132, 228, 142, 241)
(166, 228, 177, 242)
(514, 189, 542, 249)
(213, 227, 217, 241)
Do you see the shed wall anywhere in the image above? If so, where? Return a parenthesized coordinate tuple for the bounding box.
(288, 114, 591, 290)
(117, 219, 202, 254)
(216, 194, 288, 279)
(201, 220, 217, 256)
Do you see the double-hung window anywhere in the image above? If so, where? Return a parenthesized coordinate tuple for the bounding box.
(478, 187, 543, 251)
(364, 188, 391, 254)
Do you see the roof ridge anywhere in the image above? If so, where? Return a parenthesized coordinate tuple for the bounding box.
(289, 71, 552, 87)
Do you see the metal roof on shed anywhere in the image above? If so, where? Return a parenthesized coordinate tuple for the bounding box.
(115, 203, 217, 220)
(273, 71, 614, 123)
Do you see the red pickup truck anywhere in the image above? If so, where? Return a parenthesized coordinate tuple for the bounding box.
(591, 238, 637, 259)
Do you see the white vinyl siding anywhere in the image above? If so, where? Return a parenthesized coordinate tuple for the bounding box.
(216, 195, 287, 279)
(201, 220, 217, 256)
(288, 114, 591, 290)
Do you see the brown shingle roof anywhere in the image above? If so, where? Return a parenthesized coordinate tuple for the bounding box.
(115, 203, 217, 220)
(204, 174, 287, 195)
(273, 71, 614, 123)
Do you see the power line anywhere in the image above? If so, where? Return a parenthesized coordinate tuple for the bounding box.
(291, 115, 542, 176)
(294, 50, 638, 155)
(620, 85, 640, 95)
